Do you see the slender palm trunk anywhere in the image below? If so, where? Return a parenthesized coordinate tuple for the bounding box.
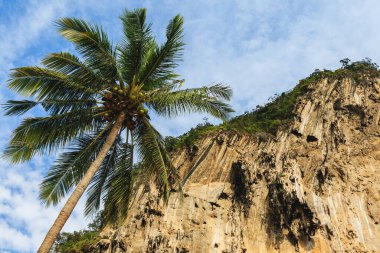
(37, 112, 125, 253)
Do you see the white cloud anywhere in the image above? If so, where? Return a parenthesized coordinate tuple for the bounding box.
(0, 1, 67, 71)
(0, 162, 87, 252)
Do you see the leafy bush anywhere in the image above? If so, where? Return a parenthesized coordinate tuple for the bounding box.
(164, 122, 217, 152)
(52, 212, 104, 253)
(54, 231, 99, 253)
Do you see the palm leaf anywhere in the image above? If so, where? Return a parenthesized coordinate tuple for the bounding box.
(4, 108, 103, 163)
(40, 99, 98, 115)
(84, 134, 122, 216)
(3, 100, 39, 116)
(8, 67, 96, 100)
(135, 119, 178, 202)
(56, 18, 120, 82)
(207, 83, 233, 100)
(139, 15, 184, 90)
(39, 127, 112, 206)
(119, 8, 153, 85)
(148, 84, 234, 120)
(42, 52, 107, 88)
(3, 98, 98, 116)
(102, 143, 137, 223)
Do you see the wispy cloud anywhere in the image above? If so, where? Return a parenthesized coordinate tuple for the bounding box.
(1, 0, 380, 252)
(0, 160, 87, 251)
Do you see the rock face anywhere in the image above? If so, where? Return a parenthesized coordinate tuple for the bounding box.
(98, 78, 380, 253)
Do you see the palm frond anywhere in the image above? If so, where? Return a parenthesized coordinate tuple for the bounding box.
(56, 18, 120, 82)
(135, 119, 178, 202)
(84, 135, 122, 216)
(3, 98, 98, 116)
(42, 52, 107, 89)
(40, 99, 98, 115)
(3, 100, 39, 116)
(8, 67, 96, 100)
(119, 8, 153, 85)
(207, 83, 233, 100)
(4, 108, 102, 163)
(102, 143, 137, 223)
(39, 127, 112, 206)
(148, 84, 234, 120)
(139, 15, 184, 90)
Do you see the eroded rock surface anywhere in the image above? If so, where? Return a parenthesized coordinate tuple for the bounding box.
(96, 78, 380, 252)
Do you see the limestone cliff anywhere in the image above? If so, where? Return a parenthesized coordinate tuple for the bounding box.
(96, 76, 380, 252)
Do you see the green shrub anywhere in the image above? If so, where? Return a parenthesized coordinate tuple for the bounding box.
(54, 231, 100, 253)
(53, 212, 104, 253)
(164, 122, 217, 152)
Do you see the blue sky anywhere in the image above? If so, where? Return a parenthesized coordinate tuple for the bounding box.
(1, 0, 380, 252)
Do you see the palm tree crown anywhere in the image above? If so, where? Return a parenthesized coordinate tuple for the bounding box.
(4, 8, 233, 252)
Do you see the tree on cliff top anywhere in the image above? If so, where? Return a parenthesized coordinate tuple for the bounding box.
(3, 8, 233, 253)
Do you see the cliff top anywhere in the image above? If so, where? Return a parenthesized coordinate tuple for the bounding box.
(164, 58, 380, 152)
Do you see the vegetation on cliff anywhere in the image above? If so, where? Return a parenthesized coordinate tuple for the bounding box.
(54, 231, 99, 253)
(165, 58, 380, 152)
(53, 213, 104, 253)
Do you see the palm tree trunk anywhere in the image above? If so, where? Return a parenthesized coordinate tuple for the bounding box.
(37, 112, 125, 253)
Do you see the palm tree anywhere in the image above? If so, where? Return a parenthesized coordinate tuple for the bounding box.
(3, 8, 233, 253)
